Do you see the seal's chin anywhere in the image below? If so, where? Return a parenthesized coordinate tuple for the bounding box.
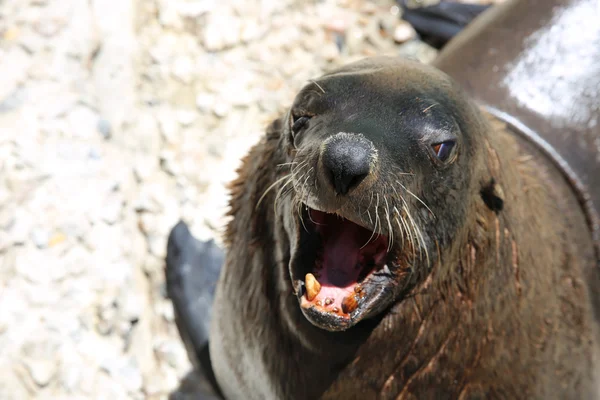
(290, 206, 398, 332)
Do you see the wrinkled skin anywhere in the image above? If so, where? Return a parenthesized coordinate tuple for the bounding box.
(208, 57, 600, 399)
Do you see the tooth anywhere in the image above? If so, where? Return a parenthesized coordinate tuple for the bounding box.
(305, 273, 321, 301)
(324, 297, 334, 306)
(342, 294, 358, 314)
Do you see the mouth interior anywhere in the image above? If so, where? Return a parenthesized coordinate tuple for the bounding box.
(305, 208, 389, 313)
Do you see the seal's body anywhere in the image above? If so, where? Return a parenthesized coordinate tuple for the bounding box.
(205, 57, 600, 399)
(166, 0, 600, 398)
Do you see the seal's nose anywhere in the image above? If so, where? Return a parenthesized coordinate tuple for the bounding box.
(322, 134, 374, 195)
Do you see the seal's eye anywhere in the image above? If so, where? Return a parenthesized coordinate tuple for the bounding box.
(291, 116, 311, 137)
(432, 140, 455, 162)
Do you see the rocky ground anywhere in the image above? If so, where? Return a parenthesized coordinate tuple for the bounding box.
(0, 0, 499, 398)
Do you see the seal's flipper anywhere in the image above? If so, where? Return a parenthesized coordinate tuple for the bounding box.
(398, 0, 491, 49)
(165, 220, 224, 398)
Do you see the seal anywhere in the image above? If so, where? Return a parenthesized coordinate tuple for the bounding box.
(165, 1, 600, 397)
(179, 56, 597, 399)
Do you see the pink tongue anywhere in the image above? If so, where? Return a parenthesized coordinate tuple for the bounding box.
(314, 216, 387, 287)
(321, 220, 363, 286)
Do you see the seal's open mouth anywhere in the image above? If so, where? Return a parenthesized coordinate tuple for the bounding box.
(291, 205, 397, 331)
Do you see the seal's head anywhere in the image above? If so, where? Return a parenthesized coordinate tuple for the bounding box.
(278, 56, 490, 331)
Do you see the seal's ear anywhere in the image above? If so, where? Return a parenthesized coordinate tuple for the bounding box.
(480, 178, 504, 213)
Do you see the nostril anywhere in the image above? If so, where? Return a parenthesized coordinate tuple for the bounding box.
(348, 173, 368, 192)
(322, 134, 375, 195)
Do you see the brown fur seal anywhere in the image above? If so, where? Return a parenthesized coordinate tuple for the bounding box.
(165, 0, 600, 398)
(204, 55, 600, 399)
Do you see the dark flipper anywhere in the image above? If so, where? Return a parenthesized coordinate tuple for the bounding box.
(165, 220, 224, 399)
(398, 0, 491, 49)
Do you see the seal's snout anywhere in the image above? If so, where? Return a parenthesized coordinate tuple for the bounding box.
(321, 133, 375, 195)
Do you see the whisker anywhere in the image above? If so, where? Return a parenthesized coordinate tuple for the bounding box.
(384, 195, 393, 252)
(274, 176, 294, 214)
(310, 80, 326, 94)
(391, 166, 415, 176)
(277, 162, 297, 168)
(362, 194, 379, 249)
(256, 175, 291, 209)
(297, 198, 309, 232)
(395, 205, 415, 259)
(375, 194, 381, 237)
(396, 180, 435, 218)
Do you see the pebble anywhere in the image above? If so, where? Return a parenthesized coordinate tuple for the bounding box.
(67, 105, 99, 139)
(97, 118, 112, 139)
(0, 48, 31, 102)
(213, 101, 230, 118)
(393, 21, 417, 43)
(120, 293, 142, 323)
(10, 210, 34, 245)
(203, 13, 242, 51)
(159, 151, 181, 176)
(195, 93, 214, 113)
(176, 110, 197, 127)
(101, 198, 123, 225)
(0, 231, 10, 253)
(154, 338, 187, 368)
(133, 157, 157, 184)
(157, 109, 180, 143)
(30, 228, 50, 249)
(171, 57, 195, 84)
(24, 359, 56, 387)
(147, 235, 167, 259)
(100, 357, 144, 393)
(397, 40, 439, 64)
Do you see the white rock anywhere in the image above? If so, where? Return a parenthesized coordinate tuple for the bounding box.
(171, 56, 195, 84)
(15, 248, 53, 284)
(176, 109, 197, 127)
(120, 293, 142, 323)
(156, 300, 175, 322)
(10, 210, 34, 245)
(101, 197, 123, 225)
(203, 13, 242, 51)
(159, 150, 181, 176)
(0, 48, 31, 102)
(67, 105, 99, 139)
(157, 108, 180, 144)
(147, 235, 167, 259)
(177, 0, 215, 17)
(322, 41, 340, 61)
(241, 19, 263, 43)
(24, 359, 56, 388)
(0, 231, 10, 253)
(213, 101, 230, 118)
(154, 338, 187, 369)
(195, 93, 214, 113)
(101, 358, 143, 393)
(157, 0, 183, 29)
(393, 21, 417, 43)
(133, 157, 157, 184)
(30, 227, 50, 249)
(97, 118, 112, 139)
(60, 366, 81, 393)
